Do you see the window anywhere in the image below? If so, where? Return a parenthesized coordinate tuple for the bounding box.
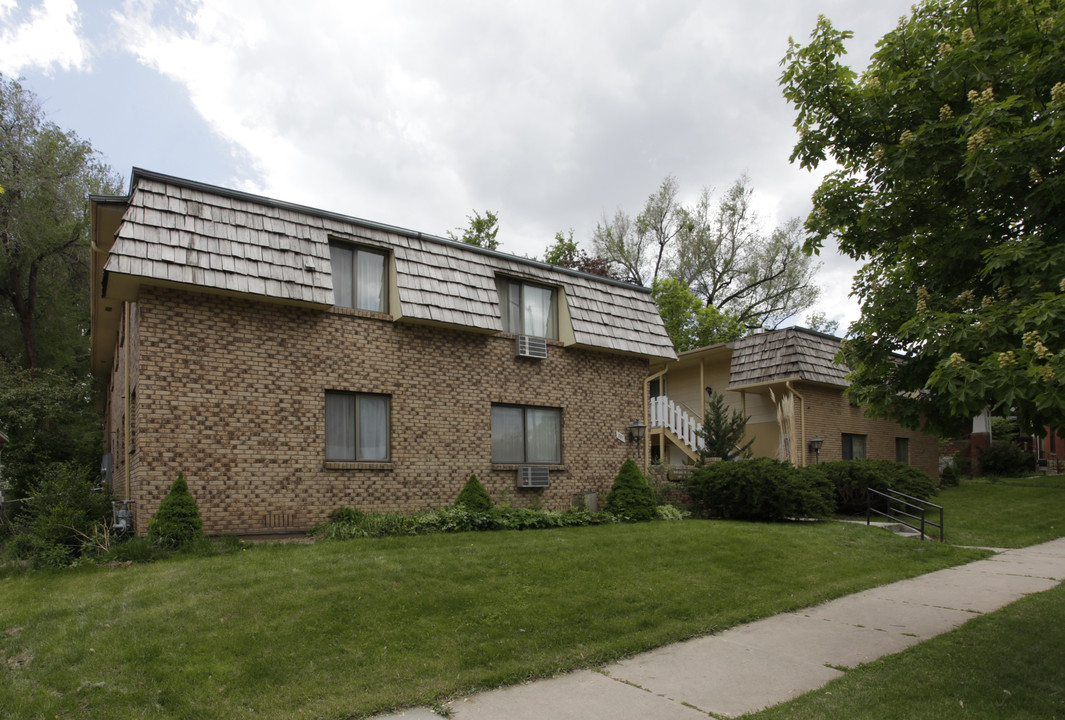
(895, 437, 910, 464)
(841, 433, 867, 460)
(325, 391, 390, 461)
(497, 277, 558, 339)
(330, 242, 388, 313)
(491, 404, 561, 464)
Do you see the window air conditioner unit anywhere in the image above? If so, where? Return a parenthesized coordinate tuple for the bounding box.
(516, 335, 548, 359)
(518, 466, 551, 488)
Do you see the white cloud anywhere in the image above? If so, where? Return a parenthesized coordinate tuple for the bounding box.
(0, 0, 89, 76)
(113, 0, 914, 331)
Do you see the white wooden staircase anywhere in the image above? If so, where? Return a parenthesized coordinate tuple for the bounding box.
(649, 395, 704, 462)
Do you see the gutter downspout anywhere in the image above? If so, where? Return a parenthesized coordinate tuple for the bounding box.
(124, 303, 131, 500)
(786, 381, 806, 467)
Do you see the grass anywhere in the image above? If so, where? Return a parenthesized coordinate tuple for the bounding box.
(0, 520, 986, 720)
(938, 475, 1065, 548)
(738, 475, 1065, 719)
(741, 574, 1065, 719)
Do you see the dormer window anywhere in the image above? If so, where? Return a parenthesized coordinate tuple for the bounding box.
(497, 277, 558, 339)
(330, 242, 388, 313)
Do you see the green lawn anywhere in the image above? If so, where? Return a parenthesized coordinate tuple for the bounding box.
(0, 521, 986, 720)
(939, 475, 1065, 548)
(742, 573, 1065, 720)
(741, 476, 1065, 719)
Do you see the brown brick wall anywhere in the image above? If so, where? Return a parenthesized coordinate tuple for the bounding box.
(794, 383, 940, 479)
(111, 287, 646, 535)
(105, 301, 143, 504)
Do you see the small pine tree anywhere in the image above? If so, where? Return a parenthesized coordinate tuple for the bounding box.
(455, 473, 493, 512)
(147, 473, 204, 549)
(697, 390, 754, 463)
(605, 459, 656, 521)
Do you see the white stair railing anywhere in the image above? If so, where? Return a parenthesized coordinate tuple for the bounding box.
(649, 395, 705, 454)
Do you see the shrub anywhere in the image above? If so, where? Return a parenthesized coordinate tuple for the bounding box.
(978, 441, 1037, 478)
(101, 536, 166, 564)
(940, 462, 961, 487)
(605, 459, 657, 521)
(697, 390, 754, 462)
(147, 473, 204, 549)
(3, 462, 111, 568)
(686, 458, 834, 521)
(655, 504, 689, 521)
(455, 473, 493, 512)
(810, 460, 938, 515)
(328, 506, 364, 524)
(314, 505, 613, 540)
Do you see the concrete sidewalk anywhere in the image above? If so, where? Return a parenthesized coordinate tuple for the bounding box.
(377, 537, 1065, 719)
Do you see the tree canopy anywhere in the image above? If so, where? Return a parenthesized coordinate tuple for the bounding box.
(652, 278, 744, 352)
(592, 175, 820, 331)
(0, 75, 120, 506)
(543, 230, 617, 279)
(781, 0, 1065, 434)
(0, 74, 122, 371)
(447, 209, 500, 251)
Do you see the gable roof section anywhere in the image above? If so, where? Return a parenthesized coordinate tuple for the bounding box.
(100, 169, 676, 360)
(728, 327, 849, 389)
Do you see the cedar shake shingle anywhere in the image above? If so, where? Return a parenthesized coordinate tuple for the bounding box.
(728, 327, 849, 389)
(103, 170, 676, 361)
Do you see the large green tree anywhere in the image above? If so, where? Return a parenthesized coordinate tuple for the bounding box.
(781, 0, 1065, 434)
(0, 76, 120, 510)
(0, 74, 121, 371)
(593, 175, 820, 329)
(652, 278, 745, 352)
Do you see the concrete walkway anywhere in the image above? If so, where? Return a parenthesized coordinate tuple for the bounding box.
(376, 536, 1065, 719)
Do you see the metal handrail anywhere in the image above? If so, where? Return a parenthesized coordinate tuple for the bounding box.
(867, 487, 944, 542)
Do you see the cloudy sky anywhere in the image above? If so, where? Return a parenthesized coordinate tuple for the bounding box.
(1, 0, 914, 330)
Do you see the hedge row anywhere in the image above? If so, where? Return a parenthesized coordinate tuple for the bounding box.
(686, 458, 939, 521)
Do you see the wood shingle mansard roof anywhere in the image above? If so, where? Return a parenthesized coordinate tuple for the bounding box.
(662, 327, 850, 391)
(90, 169, 677, 376)
(727, 327, 849, 389)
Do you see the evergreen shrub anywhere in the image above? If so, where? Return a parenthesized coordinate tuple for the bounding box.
(940, 462, 961, 487)
(979, 441, 1037, 478)
(147, 473, 204, 549)
(2, 462, 111, 569)
(686, 457, 834, 521)
(809, 460, 938, 514)
(604, 459, 657, 521)
(455, 473, 493, 512)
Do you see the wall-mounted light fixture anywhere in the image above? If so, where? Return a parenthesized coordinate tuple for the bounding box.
(808, 435, 823, 464)
(628, 419, 646, 456)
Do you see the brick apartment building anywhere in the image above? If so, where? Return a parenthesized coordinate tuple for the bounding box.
(90, 169, 676, 536)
